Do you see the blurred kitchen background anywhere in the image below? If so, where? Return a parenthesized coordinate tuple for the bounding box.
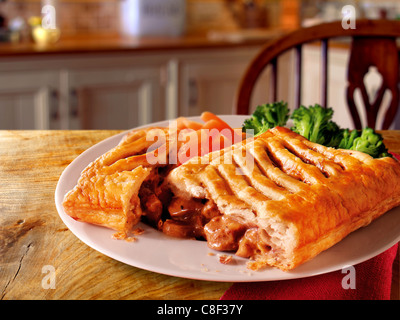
(0, 0, 399, 130)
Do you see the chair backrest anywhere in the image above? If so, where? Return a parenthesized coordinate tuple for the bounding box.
(235, 19, 400, 130)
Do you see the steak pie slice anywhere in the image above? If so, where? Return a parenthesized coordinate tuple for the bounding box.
(166, 127, 400, 271)
(63, 127, 173, 233)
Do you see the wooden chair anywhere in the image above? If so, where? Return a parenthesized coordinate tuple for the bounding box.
(235, 19, 400, 130)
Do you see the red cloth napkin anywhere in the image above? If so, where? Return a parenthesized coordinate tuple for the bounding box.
(391, 152, 400, 161)
(221, 152, 400, 300)
(221, 243, 398, 300)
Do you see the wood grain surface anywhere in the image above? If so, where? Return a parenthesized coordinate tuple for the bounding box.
(0, 130, 398, 300)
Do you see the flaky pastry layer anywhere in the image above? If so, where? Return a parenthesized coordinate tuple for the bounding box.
(63, 127, 170, 233)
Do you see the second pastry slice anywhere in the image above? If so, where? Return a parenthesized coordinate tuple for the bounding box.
(166, 127, 400, 271)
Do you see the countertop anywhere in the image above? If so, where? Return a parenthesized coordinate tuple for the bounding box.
(0, 30, 284, 57)
(0, 129, 399, 300)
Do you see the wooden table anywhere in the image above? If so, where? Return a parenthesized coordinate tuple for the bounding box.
(0, 130, 399, 300)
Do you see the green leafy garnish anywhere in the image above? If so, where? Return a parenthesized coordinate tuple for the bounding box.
(242, 101, 290, 136)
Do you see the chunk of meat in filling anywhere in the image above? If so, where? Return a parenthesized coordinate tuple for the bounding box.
(203, 215, 248, 252)
(163, 197, 204, 238)
(162, 197, 223, 239)
(139, 186, 163, 228)
(139, 167, 170, 228)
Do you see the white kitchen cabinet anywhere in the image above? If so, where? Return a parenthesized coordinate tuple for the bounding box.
(178, 53, 251, 117)
(62, 65, 165, 129)
(0, 70, 59, 129)
(177, 48, 273, 118)
(0, 55, 167, 130)
(0, 46, 268, 130)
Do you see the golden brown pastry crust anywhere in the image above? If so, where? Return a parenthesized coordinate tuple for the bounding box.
(63, 167, 150, 231)
(167, 127, 400, 271)
(63, 127, 171, 233)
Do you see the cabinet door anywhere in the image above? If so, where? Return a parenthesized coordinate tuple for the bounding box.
(178, 50, 268, 117)
(0, 70, 59, 129)
(179, 58, 243, 117)
(66, 66, 164, 129)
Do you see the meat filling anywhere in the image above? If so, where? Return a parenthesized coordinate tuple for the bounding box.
(139, 186, 163, 228)
(162, 197, 223, 239)
(203, 215, 247, 251)
(139, 173, 224, 239)
(138, 174, 271, 259)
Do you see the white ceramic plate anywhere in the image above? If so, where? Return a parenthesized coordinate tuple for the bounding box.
(55, 115, 400, 282)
